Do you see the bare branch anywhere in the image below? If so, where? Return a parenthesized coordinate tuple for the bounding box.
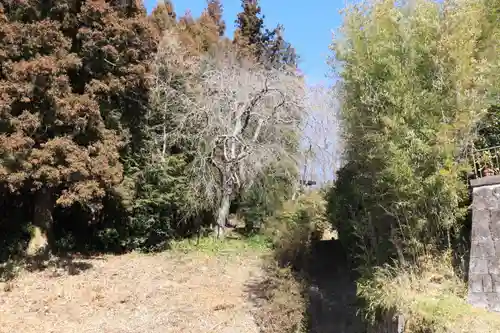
(150, 31, 340, 236)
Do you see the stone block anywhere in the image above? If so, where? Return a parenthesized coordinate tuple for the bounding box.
(471, 210, 492, 240)
(483, 274, 493, 292)
(488, 257, 500, 274)
(468, 292, 488, 308)
(471, 238, 495, 261)
(494, 239, 500, 258)
(469, 275, 484, 293)
(467, 183, 500, 312)
(471, 176, 500, 188)
(485, 292, 500, 312)
(470, 258, 489, 274)
(473, 186, 500, 210)
(491, 211, 500, 240)
(471, 240, 495, 258)
(473, 187, 493, 210)
(492, 276, 500, 293)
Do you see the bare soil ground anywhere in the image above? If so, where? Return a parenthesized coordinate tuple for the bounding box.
(0, 246, 266, 333)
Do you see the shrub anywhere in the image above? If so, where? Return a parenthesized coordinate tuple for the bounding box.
(328, 0, 494, 270)
(358, 252, 500, 333)
(238, 163, 297, 233)
(266, 190, 328, 270)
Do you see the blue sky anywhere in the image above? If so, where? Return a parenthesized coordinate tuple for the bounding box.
(143, 0, 344, 86)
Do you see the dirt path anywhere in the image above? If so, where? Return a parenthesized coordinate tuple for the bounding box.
(0, 249, 265, 333)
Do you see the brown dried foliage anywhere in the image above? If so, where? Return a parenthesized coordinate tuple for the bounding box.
(150, 1, 176, 31)
(174, 1, 227, 56)
(0, 0, 157, 208)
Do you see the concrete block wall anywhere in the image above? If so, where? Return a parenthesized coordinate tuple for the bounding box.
(468, 176, 500, 311)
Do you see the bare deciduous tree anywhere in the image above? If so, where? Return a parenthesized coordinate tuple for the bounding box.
(301, 83, 343, 185)
(151, 31, 338, 238)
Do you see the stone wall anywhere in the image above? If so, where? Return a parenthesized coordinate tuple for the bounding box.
(468, 176, 500, 311)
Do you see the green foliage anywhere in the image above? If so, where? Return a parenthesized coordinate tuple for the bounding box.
(475, 105, 500, 149)
(238, 163, 297, 233)
(326, 0, 500, 331)
(126, 155, 194, 249)
(170, 233, 270, 256)
(233, 0, 266, 60)
(328, 0, 494, 270)
(267, 191, 328, 269)
(473, 0, 500, 150)
(0, 0, 303, 257)
(358, 252, 500, 333)
(87, 154, 199, 253)
(233, 0, 297, 69)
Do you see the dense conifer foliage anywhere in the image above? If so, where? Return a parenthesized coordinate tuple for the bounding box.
(0, 0, 156, 254)
(0, 0, 303, 255)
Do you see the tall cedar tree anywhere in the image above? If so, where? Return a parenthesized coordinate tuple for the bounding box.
(233, 0, 265, 61)
(0, 0, 156, 254)
(263, 25, 297, 69)
(234, 0, 297, 69)
(206, 0, 225, 37)
(150, 0, 176, 31)
(177, 4, 224, 55)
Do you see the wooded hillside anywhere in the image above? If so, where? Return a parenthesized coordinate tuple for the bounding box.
(0, 0, 323, 258)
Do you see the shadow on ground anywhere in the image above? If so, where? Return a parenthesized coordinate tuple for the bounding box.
(0, 253, 98, 282)
(303, 238, 365, 333)
(246, 238, 366, 333)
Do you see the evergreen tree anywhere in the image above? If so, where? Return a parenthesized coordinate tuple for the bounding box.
(233, 0, 265, 61)
(0, 0, 156, 255)
(262, 25, 298, 69)
(206, 0, 225, 37)
(177, 3, 225, 55)
(150, 0, 177, 31)
(233, 1, 297, 70)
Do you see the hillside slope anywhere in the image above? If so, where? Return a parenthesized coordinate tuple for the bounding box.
(0, 242, 266, 333)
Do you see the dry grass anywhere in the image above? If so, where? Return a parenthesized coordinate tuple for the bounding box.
(0, 238, 269, 333)
(358, 251, 500, 333)
(249, 259, 307, 333)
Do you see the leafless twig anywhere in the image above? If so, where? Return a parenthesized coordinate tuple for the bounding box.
(150, 30, 341, 237)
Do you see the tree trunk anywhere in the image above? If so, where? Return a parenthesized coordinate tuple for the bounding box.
(27, 189, 56, 257)
(215, 193, 231, 239)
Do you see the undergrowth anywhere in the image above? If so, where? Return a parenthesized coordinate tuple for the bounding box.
(250, 190, 328, 333)
(253, 259, 307, 333)
(266, 190, 329, 270)
(358, 251, 500, 333)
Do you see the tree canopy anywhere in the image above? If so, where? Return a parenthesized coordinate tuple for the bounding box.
(327, 0, 496, 268)
(0, 0, 156, 254)
(0, 0, 308, 254)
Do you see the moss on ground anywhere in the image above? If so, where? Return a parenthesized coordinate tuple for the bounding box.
(169, 233, 271, 256)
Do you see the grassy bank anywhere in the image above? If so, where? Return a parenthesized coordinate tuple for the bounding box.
(358, 252, 500, 333)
